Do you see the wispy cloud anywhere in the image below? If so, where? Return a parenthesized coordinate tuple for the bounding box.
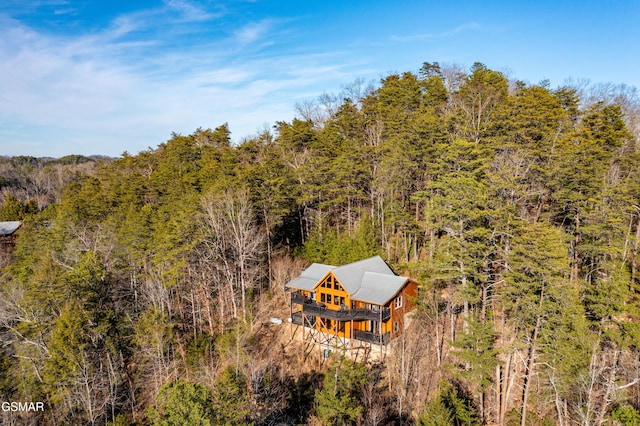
(164, 0, 222, 22)
(0, 3, 368, 156)
(53, 7, 76, 16)
(234, 20, 272, 45)
(391, 22, 481, 42)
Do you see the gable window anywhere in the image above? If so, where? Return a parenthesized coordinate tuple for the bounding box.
(395, 296, 403, 309)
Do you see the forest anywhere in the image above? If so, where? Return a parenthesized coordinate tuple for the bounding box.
(1, 61, 640, 425)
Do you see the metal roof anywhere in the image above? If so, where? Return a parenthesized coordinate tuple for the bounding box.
(351, 272, 408, 305)
(332, 256, 396, 294)
(0, 221, 21, 235)
(285, 263, 335, 291)
(285, 256, 411, 305)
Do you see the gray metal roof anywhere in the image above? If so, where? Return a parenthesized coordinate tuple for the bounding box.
(350, 272, 408, 305)
(0, 221, 21, 235)
(285, 256, 411, 305)
(332, 256, 396, 294)
(285, 263, 335, 291)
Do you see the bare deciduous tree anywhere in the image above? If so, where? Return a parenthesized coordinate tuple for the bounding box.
(201, 189, 265, 326)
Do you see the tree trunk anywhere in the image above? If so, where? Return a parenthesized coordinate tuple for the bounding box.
(521, 288, 544, 426)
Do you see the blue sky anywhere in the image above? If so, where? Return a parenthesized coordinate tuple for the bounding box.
(1, 0, 638, 157)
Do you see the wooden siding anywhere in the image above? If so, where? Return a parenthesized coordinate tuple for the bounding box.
(291, 273, 419, 343)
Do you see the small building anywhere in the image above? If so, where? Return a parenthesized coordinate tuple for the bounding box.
(0, 221, 22, 248)
(286, 256, 418, 353)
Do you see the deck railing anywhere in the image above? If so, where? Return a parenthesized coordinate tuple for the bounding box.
(353, 330, 390, 345)
(290, 291, 390, 322)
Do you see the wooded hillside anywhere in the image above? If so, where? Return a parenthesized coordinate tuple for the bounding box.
(1, 62, 640, 425)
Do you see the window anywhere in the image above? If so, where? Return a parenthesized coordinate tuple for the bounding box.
(394, 322, 399, 333)
(395, 296, 403, 309)
(333, 281, 340, 290)
(321, 293, 326, 303)
(327, 294, 332, 304)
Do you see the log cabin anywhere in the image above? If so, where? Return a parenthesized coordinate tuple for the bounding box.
(286, 256, 418, 348)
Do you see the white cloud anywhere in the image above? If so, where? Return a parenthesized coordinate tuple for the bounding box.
(234, 20, 272, 45)
(0, 6, 369, 157)
(391, 22, 481, 42)
(164, 0, 222, 22)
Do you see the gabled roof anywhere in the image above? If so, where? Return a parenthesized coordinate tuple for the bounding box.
(285, 256, 411, 305)
(286, 262, 335, 291)
(332, 256, 396, 294)
(0, 221, 21, 236)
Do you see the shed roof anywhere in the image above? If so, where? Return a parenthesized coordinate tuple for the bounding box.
(0, 221, 21, 235)
(285, 256, 411, 305)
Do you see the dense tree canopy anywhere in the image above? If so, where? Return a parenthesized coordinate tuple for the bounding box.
(1, 61, 639, 425)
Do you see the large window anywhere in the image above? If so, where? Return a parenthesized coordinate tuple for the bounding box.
(395, 295, 403, 309)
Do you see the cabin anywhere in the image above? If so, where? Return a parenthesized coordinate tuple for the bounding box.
(0, 221, 22, 248)
(286, 256, 418, 350)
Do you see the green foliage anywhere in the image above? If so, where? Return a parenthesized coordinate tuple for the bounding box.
(299, 215, 380, 265)
(211, 367, 251, 425)
(42, 301, 90, 394)
(419, 381, 479, 426)
(610, 404, 640, 425)
(185, 333, 214, 370)
(107, 414, 131, 426)
(147, 378, 214, 426)
(134, 307, 174, 355)
(0, 353, 14, 398)
(418, 395, 454, 426)
(1, 194, 26, 220)
(314, 357, 367, 425)
(503, 222, 571, 331)
(451, 316, 498, 391)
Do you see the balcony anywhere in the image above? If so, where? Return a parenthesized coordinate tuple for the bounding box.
(353, 330, 390, 345)
(291, 291, 307, 304)
(291, 312, 390, 345)
(291, 311, 316, 327)
(290, 292, 390, 322)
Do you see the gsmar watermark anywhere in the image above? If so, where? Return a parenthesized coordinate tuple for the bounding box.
(1, 401, 45, 412)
